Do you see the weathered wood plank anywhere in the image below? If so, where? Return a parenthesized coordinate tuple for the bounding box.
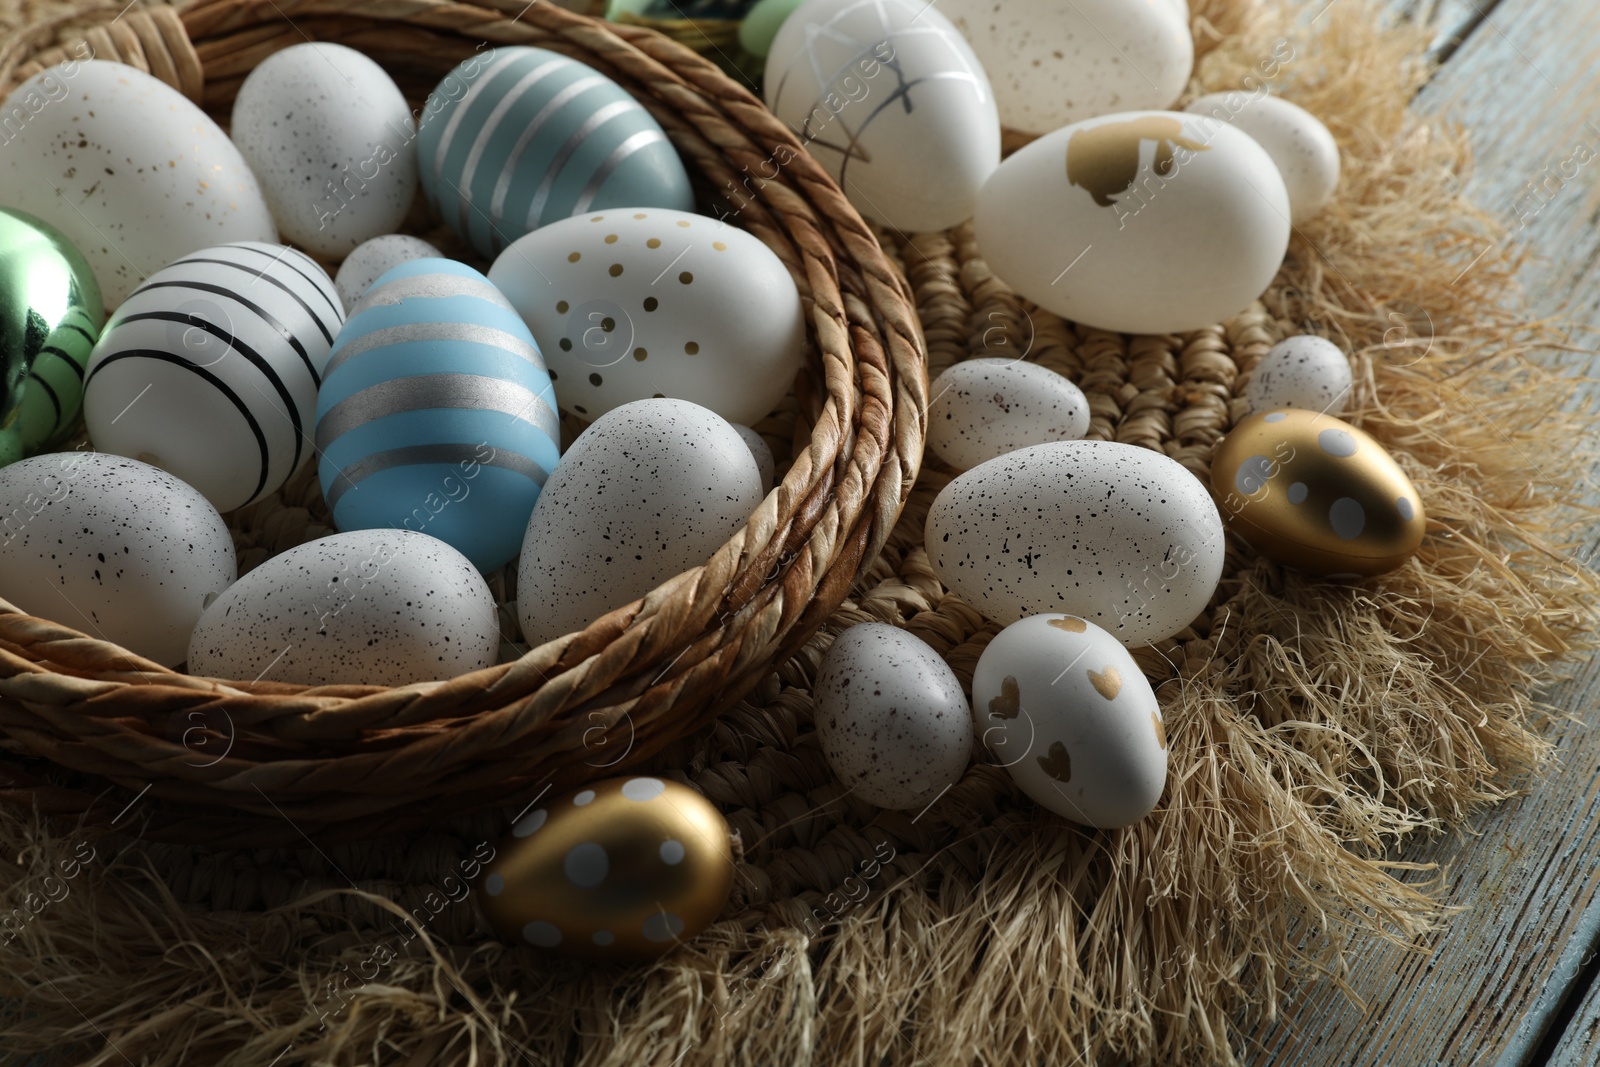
(1245, 0, 1600, 1062)
(1546, 957, 1600, 1067)
(1372, 0, 1508, 61)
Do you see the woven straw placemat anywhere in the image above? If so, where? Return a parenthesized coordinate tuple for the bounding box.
(1, 0, 1596, 1065)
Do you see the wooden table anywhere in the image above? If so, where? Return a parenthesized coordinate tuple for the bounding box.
(1246, 2, 1600, 1064)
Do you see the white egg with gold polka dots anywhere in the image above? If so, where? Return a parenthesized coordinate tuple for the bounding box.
(487, 207, 806, 425)
(971, 613, 1168, 829)
(474, 775, 736, 959)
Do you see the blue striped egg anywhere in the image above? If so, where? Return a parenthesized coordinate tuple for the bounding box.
(416, 46, 694, 258)
(315, 259, 560, 573)
(83, 241, 344, 513)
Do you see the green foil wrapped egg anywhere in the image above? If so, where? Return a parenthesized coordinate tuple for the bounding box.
(0, 208, 102, 462)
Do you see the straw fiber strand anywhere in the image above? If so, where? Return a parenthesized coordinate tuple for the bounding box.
(0, 0, 1597, 1064)
(0, 0, 928, 845)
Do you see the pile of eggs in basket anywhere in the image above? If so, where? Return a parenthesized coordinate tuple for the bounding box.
(0, 0, 1423, 958)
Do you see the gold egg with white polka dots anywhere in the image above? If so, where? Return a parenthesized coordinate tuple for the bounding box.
(1210, 408, 1426, 577)
(475, 776, 736, 960)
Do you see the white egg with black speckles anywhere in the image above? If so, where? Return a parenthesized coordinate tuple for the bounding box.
(0, 60, 277, 309)
(333, 235, 442, 312)
(231, 43, 418, 257)
(730, 424, 775, 490)
(925, 440, 1225, 647)
(517, 398, 762, 647)
(941, 0, 1192, 134)
(0, 452, 235, 667)
(1245, 335, 1352, 416)
(187, 528, 499, 686)
(1185, 92, 1339, 224)
(928, 358, 1090, 471)
(973, 613, 1167, 828)
(813, 623, 972, 810)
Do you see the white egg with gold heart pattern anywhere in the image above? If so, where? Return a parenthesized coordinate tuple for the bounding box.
(972, 613, 1168, 829)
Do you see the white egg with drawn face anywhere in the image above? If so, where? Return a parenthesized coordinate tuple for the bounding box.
(1244, 335, 1352, 416)
(1186, 91, 1340, 224)
(975, 110, 1291, 335)
(813, 623, 973, 810)
(0, 452, 236, 667)
(972, 613, 1167, 829)
(764, 0, 1001, 232)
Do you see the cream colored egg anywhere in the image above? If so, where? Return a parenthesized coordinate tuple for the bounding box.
(0, 60, 277, 309)
(973, 613, 1168, 828)
(975, 110, 1291, 335)
(941, 0, 1192, 134)
(1186, 91, 1339, 224)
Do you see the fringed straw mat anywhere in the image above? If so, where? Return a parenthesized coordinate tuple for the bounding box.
(1, 0, 1597, 1065)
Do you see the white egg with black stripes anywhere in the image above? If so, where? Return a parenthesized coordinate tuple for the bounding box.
(83, 242, 344, 513)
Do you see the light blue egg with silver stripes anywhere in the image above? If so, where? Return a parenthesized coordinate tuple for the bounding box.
(315, 258, 561, 573)
(416, 46, 694, 258)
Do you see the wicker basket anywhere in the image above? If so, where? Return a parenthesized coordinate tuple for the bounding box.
(0, 0, 927, 847)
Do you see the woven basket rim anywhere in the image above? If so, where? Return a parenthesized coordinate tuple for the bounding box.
(0, 0, 929, 845)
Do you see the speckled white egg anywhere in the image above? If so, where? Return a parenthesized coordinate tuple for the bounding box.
(927, 358, 1089, 471)
(925, 441, 1225, 647)
(1185, 91, 1339, 224)
(0, 60, 277, 308)
(489, 209, 805, 425)
(975, 111, 1290, 335)
(973, 613, 1167, 828)
(941, 0, 1192, 134)
(187, 529, 499, 686)
(1244, 335, 1352, 416)
(731, 424, 776, 490)
(231, 43, 418, 257)
(517, 398, 763, 647)
(0, 452, 235, 666)
(332, 235, 442, 312)
(812, 623, 973, 810)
